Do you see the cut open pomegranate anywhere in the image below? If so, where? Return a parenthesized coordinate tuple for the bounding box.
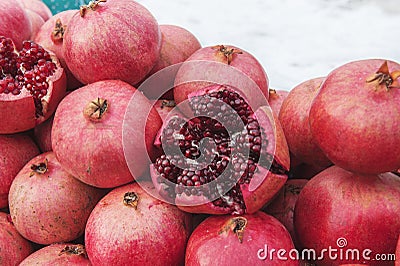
(0, 36, 66, 133)
(150, 84, 289, 215)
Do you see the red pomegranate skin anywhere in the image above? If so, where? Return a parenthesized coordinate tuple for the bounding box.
(149, 24, 202, 76)
(0, 133, 39, 208)
(34, 9, 83, 90)
(8, 152, 103, 245)
(185, 212, 298, 266)
(0, 212, 33, 266)
(263, 179, 308, 248)
(174, 45, 269, 113)
(18, 0, 52, 21)
(33, 115, 53, 152)
(0, 0, 31, 50)
(19, 243, 91, 266)
(63, 0, 161, 85)
(309, 59, 400, 174)
(52, 80, 162, 188)
(279, 77, 331, 167)
(294, 165, 400, 266)
(26, 9, 45, 39)
(85, 182, 192, 266)
(396, 236, 400, 266)
(268, 88, 289, 117)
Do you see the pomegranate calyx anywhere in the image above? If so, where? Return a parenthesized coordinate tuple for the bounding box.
(366, 61, 400, 90)
(218, 216, 247, 243)
(83, 98, 109, 122)
(51, 18, 67, 42)
(161, 99, 176, 108)
(29, 158, 49, 176)
(123, 192, 139, 209)
(80, 0, 107, 17)
(212, 45, 242, 65)
(59, 244, 87, 257)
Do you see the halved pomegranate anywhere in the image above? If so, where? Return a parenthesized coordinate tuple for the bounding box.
(149, 84, 289, 215)
(0, 36, 66, 134)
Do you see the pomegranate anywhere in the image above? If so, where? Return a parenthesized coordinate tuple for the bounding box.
(152, 99, 177, 122)
(85, 182, 192, 266)
(63, 0, 161, 85)
(279, 77, 332, 167)
(52, 80, 162, 188)
(262, 179, 308, 248)
(149, 84, 290, 215)
(34, 9, 83, 90)
(0, 212, 33, 265)
(8, 152, 103, 245)
(19, 243, 91, 266)
(33, 115, 53, 152)
(309, 59, 400, 174)
(0, 36, 67, 134)
(294, 165, 400, 265)
(185, 212, 298, 265)
(0, 133, 39, 209)
(268, 88, 289, 117)
(18, 0, 52, 21)
(174, 44, 269, 114)
(0, 0, 31, 50)
(25, 9, 45, 39)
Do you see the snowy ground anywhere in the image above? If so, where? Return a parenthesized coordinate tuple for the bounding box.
(136, 0, 400, 90)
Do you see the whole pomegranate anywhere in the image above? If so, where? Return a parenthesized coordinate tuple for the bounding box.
(25, 9, 45, 39)
(0, 0, 31, 50)
(294, 165, 400, 265)
(279, 77, 331, 167)
(63, 0, 161, 85)
(268, 88, 289, 117)
(149, 84, 290, 215)
(309, 59, 400, 174)
(185, 212, 298, 266)
(8, 152, 103, 245)
(0, 133, 39, 208)
(34, 9, 82, 90)
(33, 115, 53, 152)
(263, 179, 308, 248)
(85, 182, 192, 266)
(0, 36, 67, 134)
(52, 80, 162, 188)
(174, 44, 269, 114)
(19, 243, 91, 266)
(0, 212, 33, 266)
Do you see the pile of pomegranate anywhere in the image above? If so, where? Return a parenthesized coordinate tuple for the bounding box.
(0, 0, 399, 265)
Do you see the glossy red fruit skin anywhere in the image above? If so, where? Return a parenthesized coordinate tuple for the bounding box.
(0, 212, 33, 266)
(294, 165, 400, 266)
(19, 243, 91, 266)
(52, 80, 162, 188)
(185, 212, 298, 266)
(0, 134, 40, 208)
(309, 59, 400, 174)
(279, 77, 331, 167)
(263, 179, 308, 248)
(26, 9, 45, 39)
(34, 9, 83, 90)
(8, 152, 103, 245)
(0, 0, 32, 50)
(174, 45, 269, 115)
(85, 182, 192, 266)
(268, 89, 289, 117)
(63, 0, 161, 85)
(18, 0, 52, 21)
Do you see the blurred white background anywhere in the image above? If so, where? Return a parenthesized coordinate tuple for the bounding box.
(137, 0, 400, 90)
